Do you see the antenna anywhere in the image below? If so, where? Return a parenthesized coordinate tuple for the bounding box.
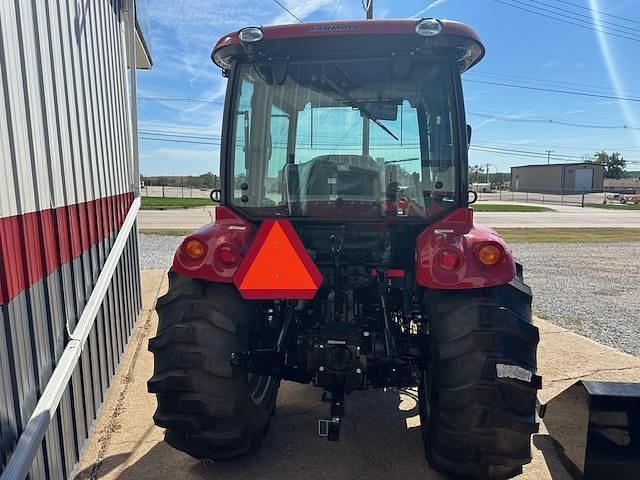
(362, 0, 373, 19)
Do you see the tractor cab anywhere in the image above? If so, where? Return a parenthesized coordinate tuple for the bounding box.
(213, 19, 484, 223)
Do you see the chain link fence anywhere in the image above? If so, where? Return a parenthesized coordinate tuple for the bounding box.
(141, 185, 213, 198)
(473, 188, 609, 207)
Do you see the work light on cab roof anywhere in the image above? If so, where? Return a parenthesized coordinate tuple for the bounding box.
(237, 26, 264, 43)
(415, 18, 442, 36)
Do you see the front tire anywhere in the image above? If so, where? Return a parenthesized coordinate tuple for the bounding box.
(148, 271, 279, 460)
(420, 272, 541, 479)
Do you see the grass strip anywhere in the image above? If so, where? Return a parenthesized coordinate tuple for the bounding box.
(497, 228, 640, 243)
(588, 203, 640, 210)
(472, 204, 554, 212)
(141, 196, 215, 210)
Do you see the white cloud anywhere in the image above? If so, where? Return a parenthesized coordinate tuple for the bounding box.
(147, 0, 260, 32)
(473, 118, 497, 130)
(269, 0, 336, 25)
(563, 109, 585, 115)
(376, 7, 392, 19)
(505, 139, 534, 145)
(139, 121, 218, 137)
(411, 0, 448, 18)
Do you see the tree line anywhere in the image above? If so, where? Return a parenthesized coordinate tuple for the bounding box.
(590, 151, 626, 179)
(141, 172, 220, 189)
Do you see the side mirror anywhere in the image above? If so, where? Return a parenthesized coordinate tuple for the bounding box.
(466, 124, 472, 149)
(468, 189, 478, 204)
(210, 189, 221, 202)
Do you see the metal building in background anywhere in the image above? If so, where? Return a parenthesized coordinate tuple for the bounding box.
(0, 1, 150, 478)
(511, 163, 604, 194)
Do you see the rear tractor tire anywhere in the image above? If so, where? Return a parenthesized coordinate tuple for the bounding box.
(148, 271, 279, 460)
(420, 271, 541, 479)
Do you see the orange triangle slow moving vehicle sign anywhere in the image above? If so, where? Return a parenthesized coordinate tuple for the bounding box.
(233, 220, 323, 300)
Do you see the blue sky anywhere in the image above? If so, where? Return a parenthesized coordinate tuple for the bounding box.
(138, 0, 640, 175)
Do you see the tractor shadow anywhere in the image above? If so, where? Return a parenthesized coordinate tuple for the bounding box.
(99, 382, 444, 480)
(532, 434, 574, 480)
(78, 381, 572, 479)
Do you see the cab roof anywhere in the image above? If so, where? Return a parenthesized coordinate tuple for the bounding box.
(212, 19, 485, 73)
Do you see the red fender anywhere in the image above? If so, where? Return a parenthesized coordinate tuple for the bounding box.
(172, 206, 256, 283)
(416, 207, 516, 289)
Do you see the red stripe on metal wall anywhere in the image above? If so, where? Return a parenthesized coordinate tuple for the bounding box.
(0, 192, 134, 305)
(55, 206, 72, 265)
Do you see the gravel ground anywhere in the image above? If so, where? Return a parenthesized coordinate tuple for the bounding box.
(511, 243, 640, 357)
(139, 234, 640, 356)
(139, 234, 182, 270)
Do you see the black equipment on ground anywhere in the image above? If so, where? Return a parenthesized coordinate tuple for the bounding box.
(541, 380, 640, 480)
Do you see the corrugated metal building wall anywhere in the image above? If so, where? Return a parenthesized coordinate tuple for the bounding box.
(0, 1, 147, 477)
(510, 163, 605, 193)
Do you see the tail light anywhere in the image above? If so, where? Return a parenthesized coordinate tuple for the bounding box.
(476, 243, 503, 266)
(183, 238, 207, 260)
(437, 249, 463, 271)
(214, 243, 240, 267)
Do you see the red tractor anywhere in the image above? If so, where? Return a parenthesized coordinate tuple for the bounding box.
(148, 18, 540, 479)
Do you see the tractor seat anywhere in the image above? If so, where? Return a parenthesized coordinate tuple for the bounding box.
(301, 155, 382, 199)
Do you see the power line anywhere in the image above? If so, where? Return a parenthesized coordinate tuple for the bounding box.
(139, 136, 221, 146)
(142, 77, 640, 109)
(527, 0, 640, 34)
(271, 0, 304, 23)
(464, 78, 640, 102)
(474, 145, 579, 160)
(493, 0, 640, 43)
(496, 0, 640, 40)
(331, 0, 343, 20)
(471, 145, 640, 164)
(468, 110, 640, 130)
(138, 134, 640, 163)
(139, 130, 221, 141)
(140, 122, 217, 131)
(554, 0, 640, 26)
(476, 139, 640, 152)
(468, 70, 640, 97)
(470, 146, 579, 162)
(475, 144, 585, 160)
(506, 0, 640, 37)
(139, 95, 223, 104)
(139, 126, 219, 137)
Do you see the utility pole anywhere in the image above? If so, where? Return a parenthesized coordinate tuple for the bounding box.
(365, 0, 373, 19)
(546, 150, 553, 165)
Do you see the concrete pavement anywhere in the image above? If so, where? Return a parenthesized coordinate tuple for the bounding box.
(138, 203, 640, 232)
(75, 270, 640, 480)
(475, 201, 640, 228)
(138, 207, 215, 231)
